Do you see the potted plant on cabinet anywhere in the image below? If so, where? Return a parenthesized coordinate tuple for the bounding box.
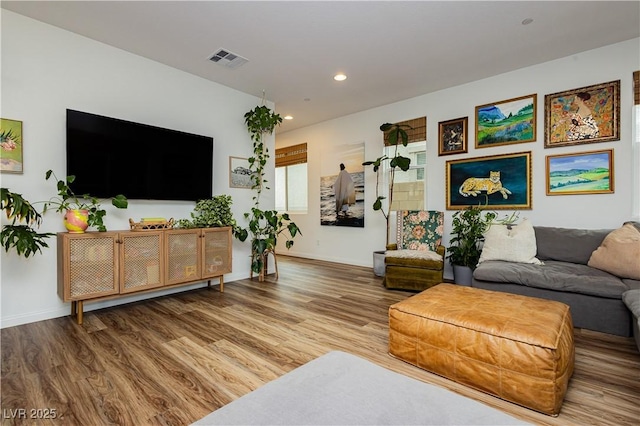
(176, 194, 244, 237)
(446, 205, 497, 285)
(43, 170, 128, 233)
(241, 100, 301, 280)
(362, 122, 412, 276)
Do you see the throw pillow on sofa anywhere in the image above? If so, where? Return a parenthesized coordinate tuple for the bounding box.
(588, 222, 640, 280)
(478, 218, 542, 265)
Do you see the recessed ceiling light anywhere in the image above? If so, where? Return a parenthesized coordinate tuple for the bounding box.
(284, 115, 293, 120)
(334, 73, 347, 81)
(521, 18, 533, 25)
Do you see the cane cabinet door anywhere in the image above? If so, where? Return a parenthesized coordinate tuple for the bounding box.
(57, 232, 119, 301)
(165, 229, 202, 285)
(202, 227, 232, 279)
(119, 231, 164, 293)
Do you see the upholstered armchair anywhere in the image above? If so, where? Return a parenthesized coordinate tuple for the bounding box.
(383, 210, 445, 291)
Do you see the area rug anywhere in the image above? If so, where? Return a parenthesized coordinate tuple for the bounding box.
(193, 351, 529, 425)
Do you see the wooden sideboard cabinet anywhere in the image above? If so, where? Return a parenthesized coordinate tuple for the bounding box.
(57, 227, 232, 324)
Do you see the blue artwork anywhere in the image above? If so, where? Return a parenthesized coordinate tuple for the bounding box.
(447, 152, 532, 209)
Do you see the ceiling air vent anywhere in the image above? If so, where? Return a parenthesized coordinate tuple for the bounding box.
(208, 48, 249, 69)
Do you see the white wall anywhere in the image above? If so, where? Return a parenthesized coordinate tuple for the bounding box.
(0, 11, 275, 327)
(276, 38, 640, 279)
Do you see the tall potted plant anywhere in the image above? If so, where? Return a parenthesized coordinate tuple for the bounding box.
(0, 188, 54, 257)
(446, 205, 496, 285)
(362, 122, 412, 275)
(241, 101, 301, 280)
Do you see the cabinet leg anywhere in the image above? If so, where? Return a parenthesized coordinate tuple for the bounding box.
(77, 301, 84, 325)
(219, 276, 224, 293)
(71, 301, 77, 317)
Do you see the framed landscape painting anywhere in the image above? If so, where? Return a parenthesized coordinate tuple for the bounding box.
(475, 94, 536, 148)
(546, 149, 614, 195)
(446, 151, 532, 210)
(438, 117, 468, 156)
(544, 80, 620, 148)
(0, 118, 23, 174)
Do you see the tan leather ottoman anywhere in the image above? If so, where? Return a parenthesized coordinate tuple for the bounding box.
(389, 283, 574, 416)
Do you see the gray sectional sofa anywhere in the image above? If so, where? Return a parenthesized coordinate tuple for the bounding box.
(472, 226, 640, 337)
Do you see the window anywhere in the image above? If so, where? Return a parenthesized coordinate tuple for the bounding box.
(275, 143, 308, 213)
(382, 117, 427, 211)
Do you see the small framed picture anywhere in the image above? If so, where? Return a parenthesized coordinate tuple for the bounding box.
(475, 94, 537, 149)
(438, 117, 468, 156)
(0, 118, 23, 174)
(544, 80, 620, 148)
(546, 149, 614, 195)
(229, 156, 253, 189)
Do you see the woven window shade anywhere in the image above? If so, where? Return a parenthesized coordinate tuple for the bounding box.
(634, 71, 640, 105)
(275, 143, 307, 167)
(383, 117, 426, 146)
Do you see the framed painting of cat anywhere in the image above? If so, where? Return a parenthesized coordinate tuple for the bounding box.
(446, 151, 532, 210)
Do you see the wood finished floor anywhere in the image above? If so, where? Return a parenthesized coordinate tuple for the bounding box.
(1, 256, 639, 425)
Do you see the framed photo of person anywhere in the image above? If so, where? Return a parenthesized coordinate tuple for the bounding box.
(544, 80, 620, 148)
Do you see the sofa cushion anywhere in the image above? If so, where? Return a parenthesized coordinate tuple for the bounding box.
(534, 227, 610, 264)
(588, 222, 640, 280)
(473, 260, 629, 299)
(479, 219, 542, 265)
(622, 289, 640, 318)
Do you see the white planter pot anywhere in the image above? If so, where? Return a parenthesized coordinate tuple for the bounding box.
(373, 250, 386, 277)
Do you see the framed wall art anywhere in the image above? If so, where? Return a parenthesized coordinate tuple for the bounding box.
(0, 118, 23, 174)
(546, 149, 614, 195)
(475, 94, 536, 148)
(438, 117, 468, 156)
(446, 151, 532, 210)
(544, 80, 620, 148)
(229, 156, 253, 189)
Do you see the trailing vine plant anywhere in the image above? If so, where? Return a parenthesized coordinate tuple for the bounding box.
(242, 96, 301, 278)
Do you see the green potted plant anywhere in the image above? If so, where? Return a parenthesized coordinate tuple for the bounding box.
(362, 122, 412, 276)
(0, 188, 54, 257)
(446, 205, 497, 285)
(42, 170, 128, 232)
(176, 195, 244, 237)
(241, 101, 301, 280)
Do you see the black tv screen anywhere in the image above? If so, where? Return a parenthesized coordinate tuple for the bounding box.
(66, 109, 213, 202)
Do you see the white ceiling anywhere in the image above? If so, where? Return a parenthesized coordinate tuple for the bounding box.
(3, 1, 639, 134)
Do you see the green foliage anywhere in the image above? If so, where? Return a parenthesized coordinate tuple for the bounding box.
(244, 208, 301, 274)
(361, 122, 412, 246)
(242, 102, 301, 276)
(0, 188, 54, 258)
(446, 205, 497, 269)
(244, 104, 282, 201)
(42, 170, 128, 232)
(176, 195, 246, 240)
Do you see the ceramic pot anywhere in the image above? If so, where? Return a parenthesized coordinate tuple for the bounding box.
(373, 250, 386, 277)
(64, 209, 89, 233)
(452, 264, 473, 286)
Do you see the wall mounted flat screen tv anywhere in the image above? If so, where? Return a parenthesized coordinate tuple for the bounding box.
(66, 109, 213, 202)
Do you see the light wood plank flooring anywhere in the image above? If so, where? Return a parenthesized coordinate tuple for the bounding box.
(2, 256, 639, 425)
